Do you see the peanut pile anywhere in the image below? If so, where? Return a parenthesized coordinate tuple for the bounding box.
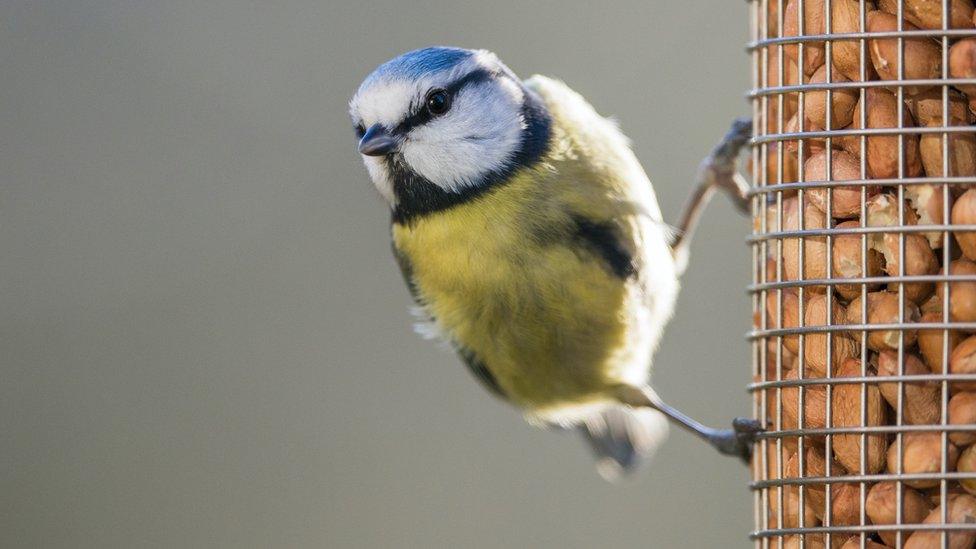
(753, 1, 976, 547)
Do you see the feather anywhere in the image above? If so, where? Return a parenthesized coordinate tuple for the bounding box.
(580, 406, 669, 481)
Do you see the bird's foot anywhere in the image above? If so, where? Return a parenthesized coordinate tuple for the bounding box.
(702, 117, 753, 214)
(706, 417, 764, 464)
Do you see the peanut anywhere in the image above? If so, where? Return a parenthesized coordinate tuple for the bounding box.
(918, 310, 961, 373)
(905, 493, 976, 548)
(766, 287, 803, 355)
(832, 220, 885, 300)
(833, 358, 889, 473)
(847, 291, 921, 351)
(952, 190, 976, 261)
(844, 88, 924, 180)
(950, 334, 976, 391)
(936, 259, 976, 323)
(957, 444, 976, 495)
(906, 184, 951, 249)
(832, 0, 880, 82)
(868, 11, 942, 94)
(804, 150, 879, 219)
(803, 293, 859, 376)
(783, 0, 827, 76)
(949, 392, 976, 446)
(782, 196, 830, 286)
(878, 0, 976, 30)
(782, 367, 829, 432)
(880, 232, 939, 304)
(887, 432, 960, 489)
(907, 88, 972, 127)
(805, 64, 858, 130)
(920, 119, 976, 179)
(784, 111, 827, 158)
(877, 350, 942, 425)
(867, 481, 934, 546)
(950, 38, 976, 97)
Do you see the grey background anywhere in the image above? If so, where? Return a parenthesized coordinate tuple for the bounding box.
(1, 2, 755, 548)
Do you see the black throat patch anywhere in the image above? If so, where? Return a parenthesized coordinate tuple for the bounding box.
(389, 85, 552, 225)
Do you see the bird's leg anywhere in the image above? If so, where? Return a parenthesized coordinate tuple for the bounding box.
(669, 117, 752, 267)
(643, 119, 762, 463)
(615, 385, 762, 463)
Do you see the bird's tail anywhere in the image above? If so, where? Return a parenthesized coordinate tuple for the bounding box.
(579, 405, 669, 481)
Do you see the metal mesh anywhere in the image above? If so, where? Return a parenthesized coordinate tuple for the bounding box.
(748, 1, 976, 547)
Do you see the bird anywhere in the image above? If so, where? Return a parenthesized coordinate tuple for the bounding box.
(349, 46, 759, 479)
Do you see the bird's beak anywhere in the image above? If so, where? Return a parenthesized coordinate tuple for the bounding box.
(358, 124, 398, 156)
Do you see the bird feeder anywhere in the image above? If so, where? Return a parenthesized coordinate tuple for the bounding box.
(749, 0, 976, 546)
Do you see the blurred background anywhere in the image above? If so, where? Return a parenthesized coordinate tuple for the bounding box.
(1, 1, 755, 547)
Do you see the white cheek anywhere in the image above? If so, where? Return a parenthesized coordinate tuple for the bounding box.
(400, 85, 524, 191)
(362, 156, 395, 203)
(400, 137, 512, 191)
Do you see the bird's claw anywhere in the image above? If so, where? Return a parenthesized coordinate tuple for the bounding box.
(708, 417, 764, 464)
(712, 117, 753, 163)
(702, 117, 753, 214)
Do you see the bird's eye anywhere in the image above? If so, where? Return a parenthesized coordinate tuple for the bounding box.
(354, 123, 366, 138)
(425, 89, 452, 116)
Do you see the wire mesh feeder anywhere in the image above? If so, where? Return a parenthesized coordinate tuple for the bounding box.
(748, 0, 976, 547)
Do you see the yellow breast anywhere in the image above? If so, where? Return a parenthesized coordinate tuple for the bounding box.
(393, 171, 634, 415)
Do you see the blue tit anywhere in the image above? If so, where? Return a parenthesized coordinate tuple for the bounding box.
(349, 46, 760, 478)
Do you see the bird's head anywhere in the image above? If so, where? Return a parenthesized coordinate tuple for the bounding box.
(349, 47, 550, 221)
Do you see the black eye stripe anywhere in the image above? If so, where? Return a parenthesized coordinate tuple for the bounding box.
(395, 68, 497, 133)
